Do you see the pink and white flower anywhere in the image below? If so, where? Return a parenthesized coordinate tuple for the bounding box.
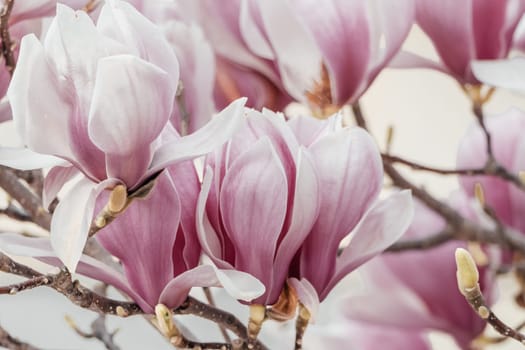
(0, 0, 245, 271)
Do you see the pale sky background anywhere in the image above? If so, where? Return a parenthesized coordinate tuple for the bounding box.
(1, 25, 525, 350)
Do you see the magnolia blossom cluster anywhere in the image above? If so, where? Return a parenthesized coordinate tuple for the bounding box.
(0, 0, 524, 349)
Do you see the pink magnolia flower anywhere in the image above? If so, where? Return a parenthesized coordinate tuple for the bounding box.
(471, 57, 525, 93)
(457, 108, 525, 238)
(0, 163, 264, 313)
(237, 0, 414, 113)
(414, 0, 525, 84)
(197, 111, 413, 307)
(342, 198, 495, 349)
(185, 0, 292, 112)
(0, 0, 245, 271)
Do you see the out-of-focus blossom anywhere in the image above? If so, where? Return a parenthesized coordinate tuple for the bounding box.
(183, 0, 292, 112)
(236, 0, 414, 115)
(304, 322, 430, 350)
(413, 0, 525, 84)
(0, 0, 245, 271)
(197, 111, 413, 308)
(457, 108, 525, 236)
(342, 198, 495, 349)
(0, 164, 264, 313)
(457, 108, 525, 266)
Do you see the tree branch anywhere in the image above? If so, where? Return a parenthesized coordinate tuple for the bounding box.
(386, 229, 454, 252)
(0, 0, 15, 75)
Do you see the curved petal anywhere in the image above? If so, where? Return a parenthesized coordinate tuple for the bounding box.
(97, 0, 179, 91)
(472, 58, 525, 93)
(88, 55, 173, 155)
(97, 171, 181, 307)
(196, 167, 227, 265)
(288, 0, 371, 104)
(150, 98, 247, 173)
(43, 165, 79, 209)
(0, 147, 67, 170)
(255, 0, 322, 101)
(326, 190, 414, 299)
(220, 137, 288, 298)
(8, 34, 74, 159)
(288, 277, 319, 322)
(51, 177, 117, 272)
(272, 149, 319, 302)
(299, 127, 382, 293)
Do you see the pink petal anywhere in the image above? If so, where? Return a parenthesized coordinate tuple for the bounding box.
(51, 177, 117, 272)
(299, 127, 382, 292)
(220, 137, 288, 299)
(289, 0, 371, 104)
(150, 98, 246, 173)
(159, 264, 265, 308)
(254, 0, 322, 101)
(272, 149, 319, 302)
(97, 172, 181, 307)
(87, 55, 172, 155)
(43, 166, 79, 209)
(97, 0, 180, 92)
(196, 167, 227, 265)
(416, 0, 475, 81)
(326, 191, 414, 299)
(8, 34, 75, 159)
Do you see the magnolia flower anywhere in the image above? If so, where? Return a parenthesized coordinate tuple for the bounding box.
(412, 0, 525, 84)
(342, 198, 495, 349)
(457, 108, 525, 237)
(237, 0, 414, 115)
(287, 117, 413, 313)
(184, 0, 292, 111)
(197, 111, 413, 308)
(471, 57, 525, 93)
(0, 0, 245, 271)
(0, 164, 264, 313)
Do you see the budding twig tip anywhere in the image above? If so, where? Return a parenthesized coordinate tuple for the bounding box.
(108, 185, 127, 214)
(474, 182, 485, 207)
(455, 248, 480, 294)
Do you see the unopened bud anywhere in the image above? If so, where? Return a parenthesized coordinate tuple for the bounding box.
(519, 171, 525, 185)
(108, 185, 127, 213)
(474, 183, 485, 207)
(155, 304, 174, 337)
(455, 248, 480, 294)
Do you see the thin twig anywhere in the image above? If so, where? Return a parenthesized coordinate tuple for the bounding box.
(0, 166, 50, 230)
(0, 324, 39, 350)
(0, 253, 143, 316)
(386, 229, 454, 252)
(352, 102, 525, 256)
(174, 297, 268, 350)
(0, 202, 32, 222)
(203, 287, 232, 343)
(0, 0, 15, 75)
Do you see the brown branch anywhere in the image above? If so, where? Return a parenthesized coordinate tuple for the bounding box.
(386, 229, 454, 252)
(174, 297, 268, 350)
(0, 324, 39, 350)
(472, 102, 494, 160)
(0, 0, 15, 75)
(0, 202, 32, 222)
(203, 287, 232, 343)
(0, 166, 50, 230)
(352, 102, 525, 256)
(381, 154, 525, 191)
(0, 253, 143, 316)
